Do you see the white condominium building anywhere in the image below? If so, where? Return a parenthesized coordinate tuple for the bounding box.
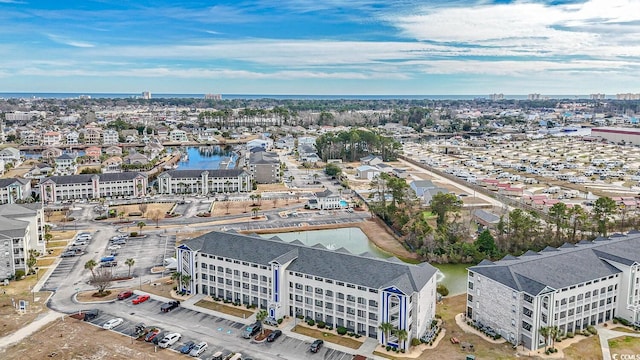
(177, 231, 438, 350)
(40, 172, 148, 203)
(157, 169, 252, 195)
(467, 232, 640, 351)
(0, 204, 45, 281)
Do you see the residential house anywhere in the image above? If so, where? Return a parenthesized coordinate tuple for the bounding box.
(360, 155, 384, 166)
(23, 163, 53, 180)
(65, 131, 79, 145)
(0, 178, 31, 204)
(84, 128, 102, 145)
(123, 152, 149, 166)
(157, 169, 252, 195)
(85, 146, 102, 160)
(102, 156, 123, 173)
(307, 189, 342, 210)
(177, 230, 438, 350)
(54, 153, 77, 175)
(0, 203, 45, 281)
(471, 209, 501, 229)
(143, 142, 164, 160)
(20, 130, 40, 146)
(409, 180, 449, 204)
(156, 127, 169, 141)
(102, 129, 119, 145)
(246, 138, 273, 151)
(275, 136, 295, 150)
(41, 147, 63, 161)
(104, 146, 123, 157)
(467, 232, 640, 350)
(42, 131, 62, 146)
(170, 129, 189, 142)
(0, 147, 21, 166)
(298, 144, 320, 163)
(248, 149, 280, 184)
(40, 172, 148, 203)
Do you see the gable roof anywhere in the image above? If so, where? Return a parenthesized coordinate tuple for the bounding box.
(182, 231, 438, 293)
(42, 172, 145, 185)
(160, 169, 247, 179)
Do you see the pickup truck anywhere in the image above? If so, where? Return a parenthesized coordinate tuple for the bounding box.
(160, 300, 180, 312)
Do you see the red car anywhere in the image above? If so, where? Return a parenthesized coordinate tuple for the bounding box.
(144, 328, 161, 342)
(117, 290, 133, 300)
(132, 294, 150, 304)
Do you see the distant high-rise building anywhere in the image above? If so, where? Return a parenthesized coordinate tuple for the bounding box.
(528, 93, 541, 100)
(204, 93, 222, 100)
(141, 91, 152, 100)
(616, 93, 640, 100)
(489, 93, 504, 101)
(590, 93, 606, 100)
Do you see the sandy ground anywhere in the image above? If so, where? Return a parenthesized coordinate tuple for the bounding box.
(212, 198, 302, 216)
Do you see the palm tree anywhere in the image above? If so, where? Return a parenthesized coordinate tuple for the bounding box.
(137, 221, 146, 235)
(125, 258, 135, 277)
(84, 259, 97, 278)
(251, 207, 261, 218)
(256, 309, 268, 334)
(394, 328, 409, 349)
(549, 325, 559, 350)
(180, 273, 192, 292)
(379, 322, 394, 344)
(539, 326, 550, 352)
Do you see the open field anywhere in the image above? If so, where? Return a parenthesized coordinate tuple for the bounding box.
(0, 275, 50, 337)
(110, 202, 175, 218)
(609, 335, 640, 358)
(563, 334, 602, 360)
(292, 324, 363, 349)
(212, 198, 301, 216)
(1, 317, 182, 360)
(194, 298, 255, 319)
(48, 230, 76, 241)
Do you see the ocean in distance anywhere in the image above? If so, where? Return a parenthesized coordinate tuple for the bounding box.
(0, 92, 602, 100)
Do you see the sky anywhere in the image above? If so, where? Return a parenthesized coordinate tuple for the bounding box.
(1, 0, 640, 95)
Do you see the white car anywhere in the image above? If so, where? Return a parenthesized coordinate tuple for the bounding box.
(189, 342, 207, 357)
(103, 318, 124, 330)
(158, 332, 182, 348)
(107, 244, 121, 250)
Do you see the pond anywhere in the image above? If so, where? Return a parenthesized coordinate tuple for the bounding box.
(260, 228, 469, 296)
(173, 146, 237, 170)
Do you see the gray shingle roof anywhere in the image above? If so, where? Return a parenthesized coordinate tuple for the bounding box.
(182, 231, 437, 293)
(470, 233, 640, 295)
(43, 172, 145, 184)
(0, 178, 28, 187)
(161, 169, 246, 179)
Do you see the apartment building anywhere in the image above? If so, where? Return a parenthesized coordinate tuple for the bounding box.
(0, 203, 45, 281)
(0, 178, 32, 204)
(40, 172, 147, 203)
(177, 231, 438, 350)
(103, 129, 119, 145)
(467, 233, 640, 350)
(247, 149, 280, 184)
(157, 169, 252, 195)
(307, 189, 342, 210)
(42, 131, 62, 146)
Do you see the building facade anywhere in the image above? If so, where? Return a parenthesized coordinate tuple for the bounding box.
(467, 233, 640, 350)
(0, 204, 46, 281)
(248, 150, 280, 184)
(157, 169, 252, 195)
(176, 231, 438, 350)
(307, 190, 342, 210)
(40, 172, 147, 203)
(0, 178, 32, 204)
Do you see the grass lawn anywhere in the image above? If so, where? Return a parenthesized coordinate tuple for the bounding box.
(422, 211, 437, 219)
(49, 230, 76, 240)
(564, 334, 601, 360)
(0, 274, 50, 337)
(609, 335, 640, 355)
(194, 299, 254, 319)
(139, 277, 175, 298)
(46, 247, 64, 257)
(292, 325, 363, 349)
(36, 258, 56, 267)
(611, 326, 639, 334)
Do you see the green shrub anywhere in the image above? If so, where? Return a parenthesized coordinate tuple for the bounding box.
(316, 321, 325, 329)
(277, 318, 283, 324)
(337, 326, 348, 335)
(307, 319, 315, 326)
(411, 338, 421, 346)
(385, 346, 391, 351)
(130, 231, 138, 237)
(436, 284, 449, 297)
(347, 332, 355, 337)
(14, 269, 25, 279)
(326, 326, 333, 330)
(587, 326, 597, 335)
(566, 332, 574, 338)
(400, 349, 405, 353)
(613, 319, 619, 325)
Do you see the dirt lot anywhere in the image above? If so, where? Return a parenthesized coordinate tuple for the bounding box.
(194, 299, 254, 319)
(2, 318, 183, 360)
(110, 202, 175, 218)
(0, 275, 50, 337)
(212, 198, 302, 216)
(293, 324, 363, 349)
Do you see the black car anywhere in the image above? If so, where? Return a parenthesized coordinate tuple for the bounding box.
(310, 339, 323, 353)
(179, 341, 195, 354)
(83, 309, 99, 321)
(266, 330, 282, 342)
(152, 331, 167, 345)
(160, 300, 180, 312)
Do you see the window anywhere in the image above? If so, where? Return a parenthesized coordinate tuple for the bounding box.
(305, 285, 313, 292)
(326, 302, 333, 310)
(233, 270, 239, 276)
(369, 299, 378, 307)
(337, 292, 344, 300)
(347, 295, 356, 302)
(201, 263, 208, 269)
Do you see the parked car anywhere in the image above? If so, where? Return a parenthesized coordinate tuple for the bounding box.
(160, 300, 180, 312)
(99, 261, 117, 268)
(107, 244, 121, 250)
(83, 309, 99, 321)
(61, 251, 76, 258)
(132, 294, 150, 304)
(73, 240, 88, 246)
(117, 290, 133, 300)
(133, 323, 146, 336)
(158, 332, 182, 348)
(144, 328, 162, 342)
(189, 342, 207, 357)
(310, 339, 323, 353)
(242, 321, 262, 339)
(264, 317, 278, 326)
(152, 331, 168, 345)
(266, 330, 282, 342)
(210, 351, 224, 360)
(102, 318, 124, 330)
(179, 341, 195, 354)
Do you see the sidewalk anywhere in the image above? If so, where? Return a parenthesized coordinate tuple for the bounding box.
(0, 310, 63, 350)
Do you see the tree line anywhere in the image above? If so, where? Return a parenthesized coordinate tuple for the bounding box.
(315, 130, 401, 162)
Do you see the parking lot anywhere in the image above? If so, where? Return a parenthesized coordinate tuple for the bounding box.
(82, 297, 355, 360)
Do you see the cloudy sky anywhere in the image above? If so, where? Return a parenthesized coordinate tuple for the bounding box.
(1, 0, 639, 95)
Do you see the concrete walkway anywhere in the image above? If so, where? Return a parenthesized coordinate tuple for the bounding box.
(0, 310, 64, 350)
(597, 326, 640, 360)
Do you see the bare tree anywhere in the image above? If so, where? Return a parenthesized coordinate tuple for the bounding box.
(138, 202, 148, 218)
(272, 198, 278, 208)
(150, 209, 163, 228)
(89, 267, 114, 295)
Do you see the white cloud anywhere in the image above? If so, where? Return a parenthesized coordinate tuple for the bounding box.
(46, 34, 95, 48)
